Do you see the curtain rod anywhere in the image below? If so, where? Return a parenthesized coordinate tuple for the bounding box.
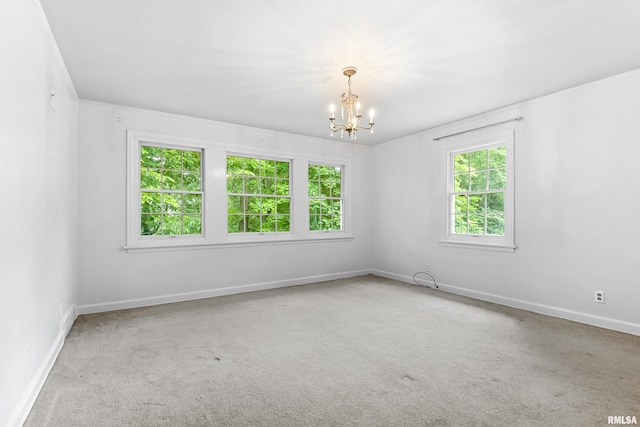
(433, 116, 524, 141)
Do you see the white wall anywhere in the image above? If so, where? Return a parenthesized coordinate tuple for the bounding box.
(75, 101, 373, 312)
(371, 70, 640, 335)
(0, 0, 79, 426)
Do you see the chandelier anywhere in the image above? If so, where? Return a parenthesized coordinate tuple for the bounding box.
(329, 67, 375, 140)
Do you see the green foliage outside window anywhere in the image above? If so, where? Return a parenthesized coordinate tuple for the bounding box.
(227, 156, 291, 233)
(309, 164, 343, 231)
(452, 146, 506, 235)
(140, 146, 202, 236)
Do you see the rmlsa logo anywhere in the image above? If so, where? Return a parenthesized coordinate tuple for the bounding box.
(608, 416, 638, 425)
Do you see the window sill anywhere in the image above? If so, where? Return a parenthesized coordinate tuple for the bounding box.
(439, 239, 516, 253)
(124, 234, 354, 253)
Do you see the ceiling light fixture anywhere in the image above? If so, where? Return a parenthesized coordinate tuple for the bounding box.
(329, 67, 375, 140)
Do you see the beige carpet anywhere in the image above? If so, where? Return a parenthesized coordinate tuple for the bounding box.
(25, 275, 640, 426)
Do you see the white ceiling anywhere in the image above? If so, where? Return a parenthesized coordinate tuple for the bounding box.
(40, 0, 640, 145)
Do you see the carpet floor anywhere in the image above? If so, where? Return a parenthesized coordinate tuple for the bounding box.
(25, 275, 640, 426)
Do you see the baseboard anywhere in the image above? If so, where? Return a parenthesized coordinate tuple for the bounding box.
(6, 331, 65, 427)
(76, 269, 372, 315)
(60, 304, 77, 337)
(371, 269, 640, 337)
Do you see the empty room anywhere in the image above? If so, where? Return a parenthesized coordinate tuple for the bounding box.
(2, 1, 640, 426)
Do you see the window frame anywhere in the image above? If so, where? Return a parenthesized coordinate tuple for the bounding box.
(440, 129, 515, 252)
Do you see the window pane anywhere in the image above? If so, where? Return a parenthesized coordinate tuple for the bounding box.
(488, 169, 506, 190)
(141, 214, 161, 235)
(321, 200, 332, 215)
(309, 199, 322, 215)
(227, 156, 244, 174)
(183, 172, 201, 191)
(332, 200, 342, 216)
(454, 214, 467, 234)
(244, 158, 260, 175)
(163, 149, 182, 169)
(468, 214, 485, 234)
(245, 177, 260, 194)
(470, 171, 487, 191)
(454, 195, 467, 214)
(162, 194, 182, 214)
(332, 215, 342, 230)
(162, 169, 182, 190)
(247, 196, 261, 214)
(308, 181, 319, 196)
(184, 194, 201, 214)
(228, 195, 243, 214)
(261, 215, 276, 232)
(262, 178, 275, 195)
(487, 192, 504, 213)
(141, 168, 161, 190)
(332, 166, 342, 179)
(227, 175, 243, 193)
(275, 179, 289, 196)
(454, 153, 469, 174)
(308, 164, 318, 180)
(470, 150, 487, 171)
(468, 194, 485, 213)
(280, 215, 290, 231)
(332, 181, 341, 197)
(183, 215, 201, 234)
(277, 198, 290, 215)
(261, 160, 275, 177)
(262, 197, 276, 215)
(454, 173, 469, 192)
(228, 215, 244, 233)
(246, 215, 260, 232)
(322, 215, 334, 231)
(183, 150, 201, 171)
(276, 161, 289, 179)
(318, 181, 331, 197)
(141, 146, 163, 168)
(141, 192, 161, 213)
(162, 214, 182, 235)
(487, 214, 505, 235)
(328, 179, 340, 197)
(276, 215, 290, 232)
(310, 215, 321, 231)
(488, 147, 506, 169)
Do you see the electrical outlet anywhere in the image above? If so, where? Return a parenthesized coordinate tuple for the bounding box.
(595, 291, 605, 304)
(425, 264, 431, 273)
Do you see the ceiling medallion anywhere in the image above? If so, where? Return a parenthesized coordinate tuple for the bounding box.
(329, 67, 375, 140)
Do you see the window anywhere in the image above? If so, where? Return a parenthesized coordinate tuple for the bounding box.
(442, 130, 515, 251)
(126, 130, 352, 252)
(227, 155, 291, 233)
(308, 164, 343, 231)
(139, 145, 203, 236)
